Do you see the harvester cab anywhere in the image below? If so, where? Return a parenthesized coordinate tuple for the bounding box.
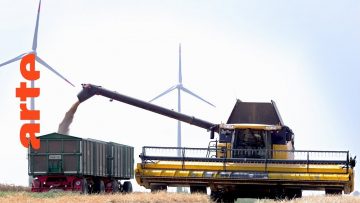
(214, 100, 295, 160)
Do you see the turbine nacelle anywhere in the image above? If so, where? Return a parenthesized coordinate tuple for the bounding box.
(149, 43, 215, 152)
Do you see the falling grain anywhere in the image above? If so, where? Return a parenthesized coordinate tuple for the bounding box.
(57, 101, 80, 135)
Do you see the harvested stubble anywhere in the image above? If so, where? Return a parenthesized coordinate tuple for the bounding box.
(266, 195, 360, 203)
(0, 191, 210, 203)
(0, 190, 359, 203)
(0, 184, 30, 192)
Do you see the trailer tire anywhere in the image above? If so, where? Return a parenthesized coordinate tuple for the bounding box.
(112, 180, 119, 193)
(123, 181, 133, 193)
(82, 179, 89, 194)
(99, 180, 105, 193)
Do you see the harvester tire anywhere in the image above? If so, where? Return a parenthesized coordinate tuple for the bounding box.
(150, 184, 167, 192)
(190, 186, 207, 194)
(210, 190, 235, 203)
(285, 189, 302, 199)
(325, 189, 342, 195)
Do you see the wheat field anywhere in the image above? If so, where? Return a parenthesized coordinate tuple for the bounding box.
(0, 184, 359, 203)
(1, 192, 360, 203)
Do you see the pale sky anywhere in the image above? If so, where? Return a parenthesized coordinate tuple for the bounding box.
(0, 0, 359, 192)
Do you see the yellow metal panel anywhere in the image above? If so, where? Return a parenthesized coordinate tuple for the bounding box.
(175, 170, 190, 177)
(141, 161, 350, 175)
(272, 144, 292, 159)
(138, 169, 351, 182)
(190, 171, 204, 177)
(160, 170, 176, 177)
(269, 173, 350, 181)
(135, 168, 142, 184)
(143, 169, 162, 176)
(216, 143, 231, 158)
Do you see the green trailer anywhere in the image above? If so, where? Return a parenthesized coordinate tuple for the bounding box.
(28, 133, 134, 193)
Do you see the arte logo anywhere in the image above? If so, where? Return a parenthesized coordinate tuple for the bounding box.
(1, 0, 74, 150)
(16, 54, 40, 150)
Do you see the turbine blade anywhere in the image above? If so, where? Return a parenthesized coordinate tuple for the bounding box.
(0, 53, 27, 68)
(36, 56, 75, 87)
(32, 0, 41, 51)
(179, 43, 182, 84)
(181, 86, 215, 107)
(149, 85, 177, 102)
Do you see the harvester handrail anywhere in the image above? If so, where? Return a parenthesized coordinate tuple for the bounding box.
(141, 146, 349, 154)
(140, 146, 351, 172)
(140, 155, 348, 166)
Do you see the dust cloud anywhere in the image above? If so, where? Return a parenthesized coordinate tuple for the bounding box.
(57, 101, 80, 135)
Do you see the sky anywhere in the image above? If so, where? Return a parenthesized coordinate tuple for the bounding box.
(0, 0, 359, 192)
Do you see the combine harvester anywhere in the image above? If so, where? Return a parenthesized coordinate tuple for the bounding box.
(77, 84, 356, 201)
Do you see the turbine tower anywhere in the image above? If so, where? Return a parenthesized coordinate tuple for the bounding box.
(150, 44, 215, 156)
(0, 0, 74, 124)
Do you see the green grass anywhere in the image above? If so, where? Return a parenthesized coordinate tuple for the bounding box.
(28, 191, 78, 198)
(0, 191, 13, 197)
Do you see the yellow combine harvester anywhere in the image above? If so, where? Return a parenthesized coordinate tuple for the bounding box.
(78, 84, 356, 201)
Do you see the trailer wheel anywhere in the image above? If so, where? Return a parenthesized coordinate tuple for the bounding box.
(82, 179, 89, 194)
(190, 186, 207, 194)
(112, 180, 119, 193)
(123, 181, 133, 193)
(99, 180, 105, 193)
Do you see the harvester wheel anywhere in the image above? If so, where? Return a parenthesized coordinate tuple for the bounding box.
(210, 190, 235, 203)
(123, 181, 133, 193)
(112, 180, 119, 193)
(190, 186, 207, 194)
(150, 184, 167, 192)
(285, 189, 302, 199)
(325, 189, 342, 195)
(221, 194, 235, 203)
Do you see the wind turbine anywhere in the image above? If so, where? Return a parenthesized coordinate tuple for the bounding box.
(150, 44, 215, 156)
(0, 0, 74, 124)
